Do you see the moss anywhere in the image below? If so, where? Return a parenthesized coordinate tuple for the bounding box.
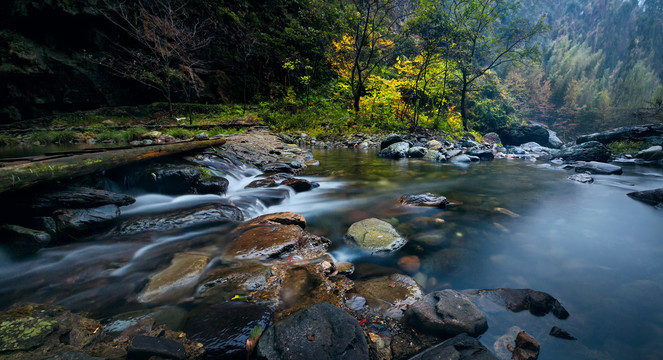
(198, 166, 213, 178)
(28, 130, 80, 144)
(166, 128, 194, 139)
(0, 318, 57, 352)
(607, 140, 644, 155)
(0, 134, 18, 146)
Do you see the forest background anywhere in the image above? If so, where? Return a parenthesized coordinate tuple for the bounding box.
(1, 0, 662, 140)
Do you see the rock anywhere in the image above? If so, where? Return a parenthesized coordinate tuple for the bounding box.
(626, 188, 663, 206)
(450, 154, 472, 163)
(407, 333, 498, 360)
(576, 123, 663, 144)
(511, 331, 539, 360)
(423, 150, 445, 162)
(573, 161, 623, 175)
(246, 178, 278, 188)
(426, 140, 443, 150)
(54, 204, 120, 233)
(138, 253, 211, 303)
(127, 335, 186, 360)
(196, 262, 272, 302)
(257, 302, 369, 360)
(0, 224, 51, 253)
(240, 212, 307, 229)
(50, 351, 103, 360)
(350, 274, 423, 319)
(547, 129, 564, 148)
(345, 218, 407, 253)
(119, 203, 243, 235)
(194, 132, 209, 140)
(549, 326, 577, 340)
(379, 142, 410, 159)
(397, 256, 421, 273)
(196, 176, 229, 194)
(555, 141, 611, 162)
(262, 162, 296, 174)
(466, 288, 569, 319)
(446, 149, 462, 158)
(466, 149, 495, 160)
(408, 146, 427, 158)
(482, 132, 502, 145)
(276, 265, 353, 317)
(224, 223, 329, 260)
(0, 316, 57, 352)
(142, 131, 163, 139)
(568, 173, 594, 183)
(281, 178, 314, 192)
(104, 306, 188, 335)
(499, 124, 559, 148)
(183, 302, 271, 360)
(31, 187, 135, 211)
(381, 134, 406, 150)
(636, 145, 663, 160)
(122, 164, 204, 195)
(398, 193, 449, 208)
(405, 289, 488, 338)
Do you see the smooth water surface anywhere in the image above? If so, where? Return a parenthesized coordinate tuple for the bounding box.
(0, 149, 661, 359)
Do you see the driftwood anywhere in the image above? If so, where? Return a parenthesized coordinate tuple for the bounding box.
(0, 138, 226, 194)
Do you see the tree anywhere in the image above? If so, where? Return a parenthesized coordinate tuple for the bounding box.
(445, 0, 548, 130)
(98, 0, 212, 112)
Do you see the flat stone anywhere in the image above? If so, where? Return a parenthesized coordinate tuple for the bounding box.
(555, 141, 611, 162)
(637, 145, 663, 160)
(196, 262, 272, 302)
(0, 317, 57, 352)
(405, 289, 488, 338)
(138, 253, 210, 303)
(119, 203, 243, 235)
(574, 161, 623, 175)
(345, 218, 407, 253)
(127, 335, 186, 360)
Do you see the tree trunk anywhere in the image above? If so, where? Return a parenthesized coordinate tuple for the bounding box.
(460, 70, 468, 131)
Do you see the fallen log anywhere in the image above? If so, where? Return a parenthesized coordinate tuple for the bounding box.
(0, 138, 226, 194)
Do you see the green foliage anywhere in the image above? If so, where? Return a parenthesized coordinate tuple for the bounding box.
(29, 130, 80, 144)
(166, 128, 194, 139)
(261, 102, 355, 136)
(94, 130, 126, 143)
(607, 141, 645, 155)
(0, 134, 18, 146)
(124, 127, 149, 141)
(205, 127, 245, 136)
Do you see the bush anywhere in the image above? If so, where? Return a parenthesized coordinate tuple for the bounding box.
(29, 130, 80, 144)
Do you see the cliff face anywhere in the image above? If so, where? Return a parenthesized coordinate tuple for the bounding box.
(0, 0, 156, 123)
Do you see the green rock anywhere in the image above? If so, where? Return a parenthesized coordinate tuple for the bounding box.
(0, 317, 57, 352)
(346, 218, 406, 253)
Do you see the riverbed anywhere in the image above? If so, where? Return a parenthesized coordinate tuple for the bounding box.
(1, 149, 662, 359)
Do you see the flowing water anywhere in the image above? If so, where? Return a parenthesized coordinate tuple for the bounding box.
(1, 149, 662, 359)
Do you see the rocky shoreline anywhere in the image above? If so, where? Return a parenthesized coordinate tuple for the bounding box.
(1, 124, 662, 360)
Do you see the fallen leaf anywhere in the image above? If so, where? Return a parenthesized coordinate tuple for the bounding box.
(358, 318, 367, 326)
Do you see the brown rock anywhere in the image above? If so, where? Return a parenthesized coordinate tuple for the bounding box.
(397, 255, 421, 273)
(511, 331, 539, 360)
(224, 224, 329, 261)
(138, 253, 210, 303)
(350, 274, 423, 319)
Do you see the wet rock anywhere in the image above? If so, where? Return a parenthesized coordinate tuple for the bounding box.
(246, 178, 278, 188)
(511, 331, 539, 360)
(405, 289, 488, 338)
(467, 149, 495, 160)
(196, 176, 229, 194)
(555, 141, 611, 162)
(446, 149, 462, 158)
(574, 161, 623, 175)
(407, 333, 498, 360)
(0, 316, 57, 352)
(450, 154, 472, 163)
(31, 188, 135, 212)
(281, 178, 314, 192)
(119, 203, 243, 235)
(54, 204, 120, 233)
(262, 162, 296, 174)
(423, 150, 445, 162)
(196, 262, 272, 302)
(568, 173, 594, 184)
(576, 123, 663, 144)
(379, 142, 410, 159)
(257, 302, 369, 360)
(345, 296, 367, 311)
(381, 134, 406, 150)
(349, 274, 423, 319)
(0, 224, 51, 253)
(49, 351, 103, 360)
(626, 188, 663, 206)
(547, 129, 564, 148)
(250, 188, 292, 207)
(104, 306, 188, 335)
(225, 224, 329, 260)
(549, 326, 577, 340)
(499, 124, 560, 148)
(122, 164, 204, 195)
(183, 302, 271, 360)
(636, 145, 663, 160)
(345, 218, 407, 253)
(466, 288, 569, 319)
(241, 212, 307, 229)
(138, 253, 211, 303)
(127, 335, 186, 360)
(397, 255, 421, 273)
(426, 140, 443, 150)
(483, 132, 502, 145)
(408, 146, 427, 158)
(398, 193, 448, 208)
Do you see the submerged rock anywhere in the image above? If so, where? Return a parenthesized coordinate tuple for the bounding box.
(196, 262, 272, 302)
(349, 274, 423, 319)
(626, 188, 663, 206)
(184, 302, 272, 360)
(555, 141, 611, 162)
(405, 289, 488, 338)
(407, 333, 498, 360)
(257, 302, 369, 360)
(450, 154, 472, 163)
(104, 306, 188, 335)
(138, 253, 211, 303)
(196, 176, 229, 194)
(573, 161, 623, 175)
(398, 193, 449, 208)
(345, 218, 407, 253)
(121, 164, 204, 195)
(549, 326, 577, 340)
(466, 288, 569, 319)
(379, 141, 410, 159)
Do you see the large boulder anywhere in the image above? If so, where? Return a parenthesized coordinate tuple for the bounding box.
(345, 218, 407, 253)
(576, 123, 663, 144)
(183, 302, 272, 360)
(423, 150, 446, 162)
(378, 142, 410, 159)
(627, 188, 663, 206)
(482, 132, 502, 145)
(407, 333, 498, 360)
(636, 145, 663, 161)
(555, 141, 611, 162)
(574, 161, 623, 175)
(381, 134, 406, 150)
(256, 302, 369, 360)
(405, 289, 488, 338)
(408, 146, 428, 158)
(499, 124, 561, 148)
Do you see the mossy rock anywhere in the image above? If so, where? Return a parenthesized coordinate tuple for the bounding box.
(0, 317, 58, 352)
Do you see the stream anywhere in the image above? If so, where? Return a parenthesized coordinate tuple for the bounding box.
(1, 149, 662, 359)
